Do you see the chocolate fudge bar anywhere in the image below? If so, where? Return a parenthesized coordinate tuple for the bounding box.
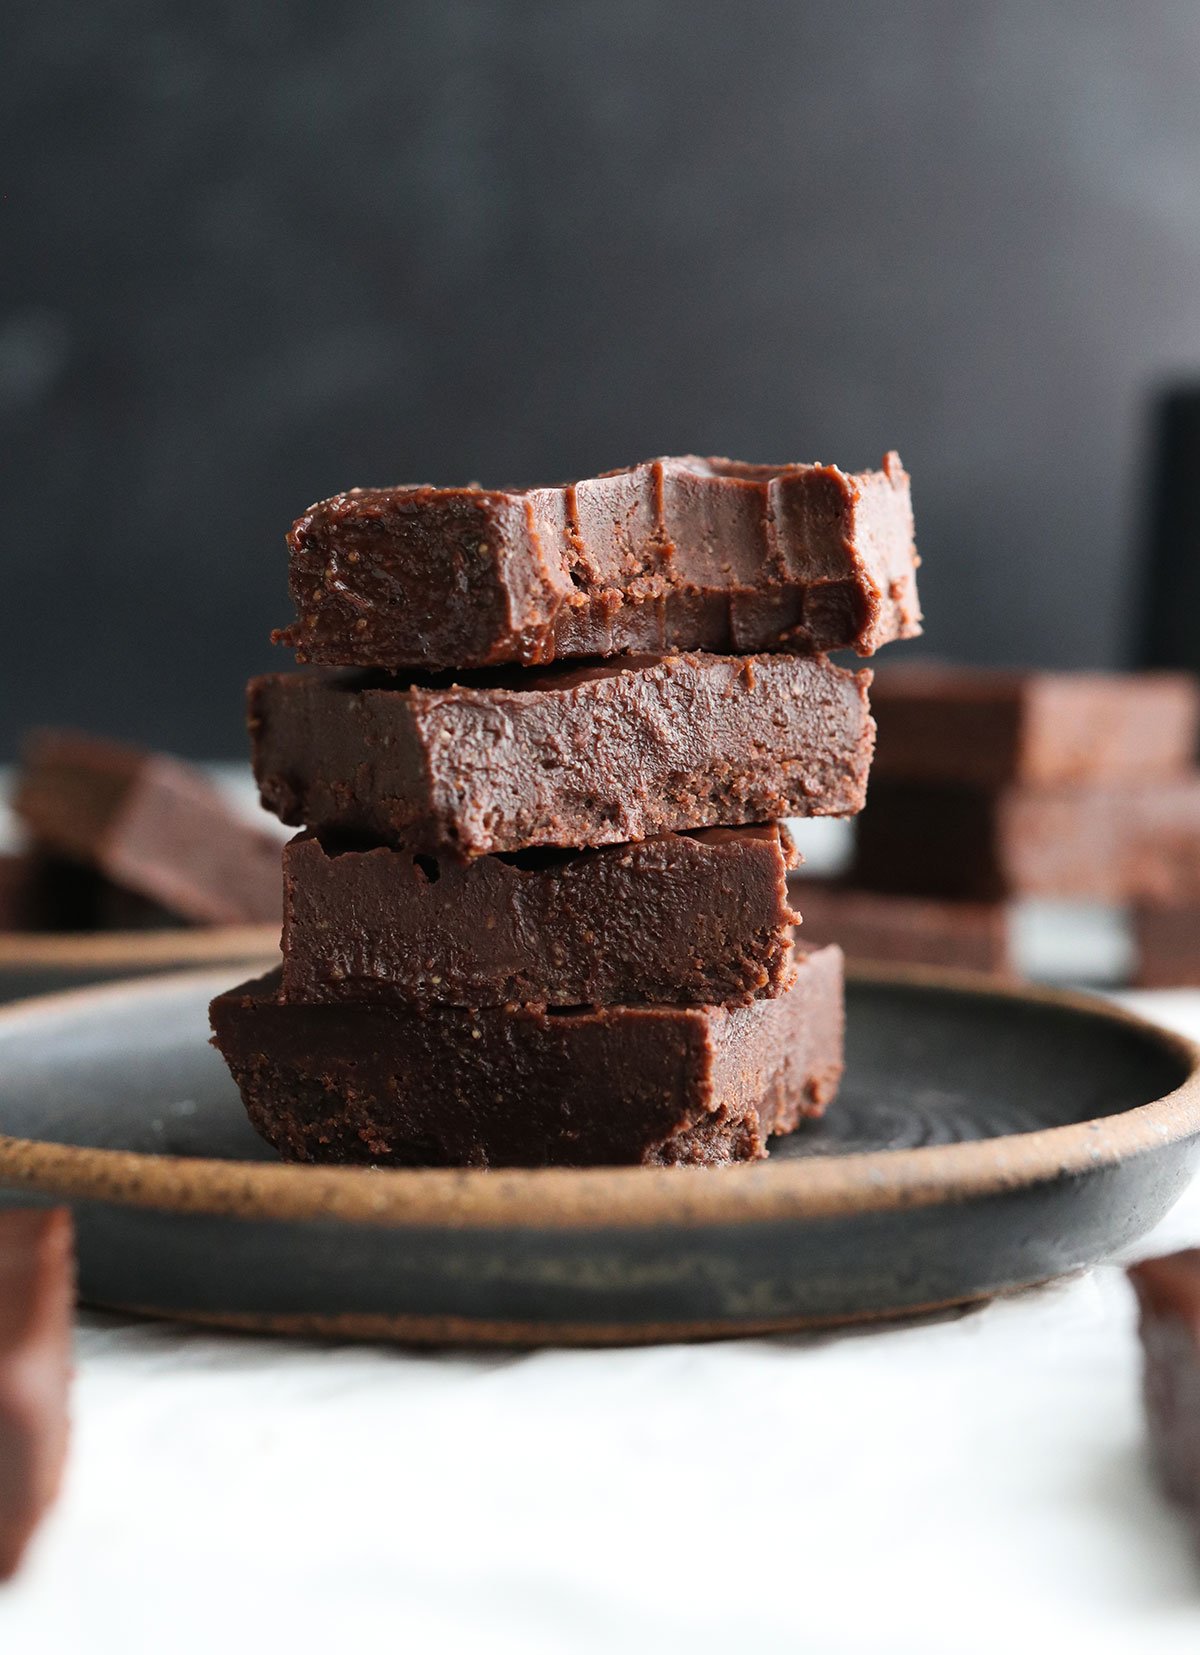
(790, 877, 1012, 976)
(1134, 906, 1200, 988)
(275, 452, 920, 672)
(0, 853, 177, 934)
(251, 652, 875, 857)
(1128, 1250, 1200, 1545)
(871, 665, 1199, 787)
(210, 944, 844, 1168)
(853, 775, 1200, 903)
(0, 1209, 73, 1580)
(14, 731, 283, 927)
(283, 825, 800, 1007)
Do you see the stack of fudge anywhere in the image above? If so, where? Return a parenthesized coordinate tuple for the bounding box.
(812, 665, 1200, 980)
(211, 452, 921, 1168)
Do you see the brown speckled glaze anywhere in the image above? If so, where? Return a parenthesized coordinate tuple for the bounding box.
(0, 925, 280, 1005)
(0, 964, 1197, 1345)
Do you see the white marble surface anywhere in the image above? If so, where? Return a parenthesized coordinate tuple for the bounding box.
(0, 990, 1195, 1652)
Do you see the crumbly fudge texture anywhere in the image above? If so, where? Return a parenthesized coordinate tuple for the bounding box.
(250, 652, 875, 858)
(210, 944, 844, 1168)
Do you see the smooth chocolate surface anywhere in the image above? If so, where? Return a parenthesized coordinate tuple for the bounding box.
(252, 653, 874, 857)
(790, 877, 1012, 976)
(1128, 1251, 1200, 1542)
(283, 825, 799, 1007)
(210, 945, 844, 1168)
(0, 1208, 73, 1581)
(14, 731, 283, 927)
(870, 665, 1199, 788)
(275, 453, 920, 671)
(854, 775, 1200, 902)
(1134, 906, 1200, 989)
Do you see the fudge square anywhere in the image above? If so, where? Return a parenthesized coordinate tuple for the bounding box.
(0, 1209, 73, 1581)
(1135, 905, 1200, 989)
(1128, 1250, 1200, 1547)
(870, 665, 1199, 788)
(853, 775, 1200, 903)
(210, 944, 844, 1169)
(790, 878, 1011, 977)
(14, 730, 283, 926)
(276, 452, 920, 672)
(282, 825, 800, 1008)
(251, 651, 875, 858)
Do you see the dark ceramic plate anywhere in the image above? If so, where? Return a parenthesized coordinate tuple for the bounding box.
(0, 965, 1197, 1345)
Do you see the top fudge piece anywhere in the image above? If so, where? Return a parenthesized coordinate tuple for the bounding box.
(274, 452, 920, 672)
(871, 664, 1199, 787)
(250, 651, 875, 858)
(14, 731, 283, 927)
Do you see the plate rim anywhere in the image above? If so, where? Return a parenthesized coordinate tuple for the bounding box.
(0, 962, 1197, 1233)
(0, 924, 280, 970)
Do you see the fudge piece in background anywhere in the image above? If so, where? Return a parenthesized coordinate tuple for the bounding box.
(791, 877, 1012, 977)
(1128, 1250, 1200, 1550)
(0, 1209, 73, 1581)
(870, 665, 1198, 788)
(15, 731, 282, 927)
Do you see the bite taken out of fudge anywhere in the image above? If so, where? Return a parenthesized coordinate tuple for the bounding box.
(276, 452, 920, 672)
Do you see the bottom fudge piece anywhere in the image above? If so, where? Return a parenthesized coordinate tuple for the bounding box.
(282, 825, 800, 1007)
(1, 1209, 73, 1581)
(1134, 906, 1200, 989)
(790, 877, 1012, 977)
(1128, 1251, 1200, 1543)
(210, 944, 844, 1168)
(854, 775, 1200, 902)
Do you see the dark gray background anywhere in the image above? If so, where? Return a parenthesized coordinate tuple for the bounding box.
(5, 1, 1200, 756)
